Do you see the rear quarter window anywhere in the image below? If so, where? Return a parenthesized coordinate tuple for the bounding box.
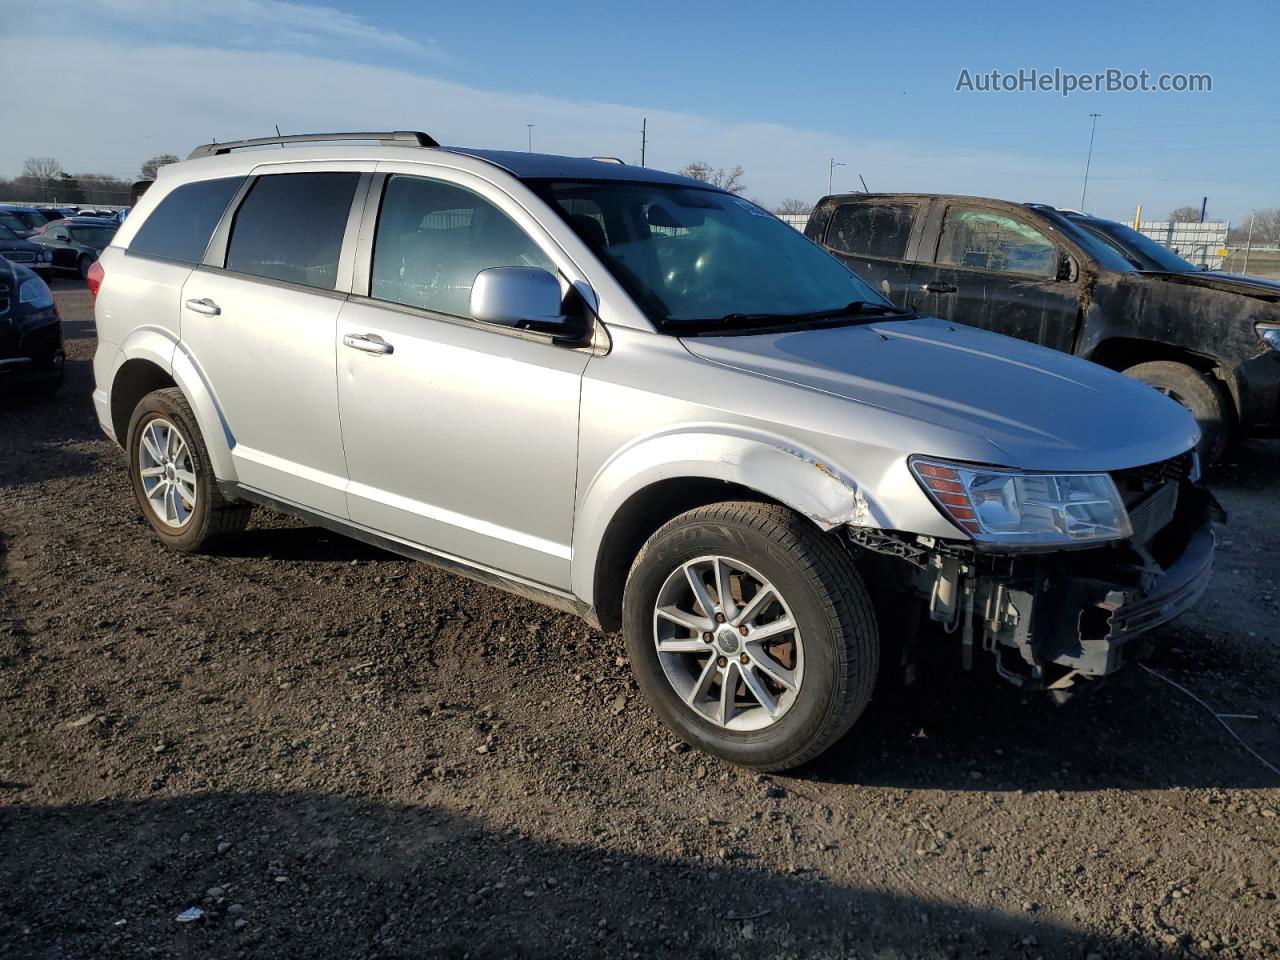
(129, 177, 246, 265)
(826, 202, 917, 260)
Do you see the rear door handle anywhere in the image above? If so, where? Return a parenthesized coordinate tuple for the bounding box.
(922, 282, 958, 294)
(185, 297, 220, 316)
(343, 333, 394, 355)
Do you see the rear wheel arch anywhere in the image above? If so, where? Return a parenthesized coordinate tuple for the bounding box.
(110, 358, 176, 445)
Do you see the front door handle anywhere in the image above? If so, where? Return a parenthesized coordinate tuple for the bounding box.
(343, 333, 394, 355)
(185, 297, 220, 316)
(922, 282, 958, 294)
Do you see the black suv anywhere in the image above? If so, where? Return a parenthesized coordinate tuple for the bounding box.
(806, 193, 1280, 462)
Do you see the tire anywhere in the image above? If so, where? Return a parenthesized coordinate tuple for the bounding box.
(126, 387, 252, 551)
(78, 255, 94, 281)
(1124, 361, 1231, 466)
(622, 501, 878, 771)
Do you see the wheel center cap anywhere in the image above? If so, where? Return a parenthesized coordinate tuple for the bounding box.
(715, 627, 741, 655)
(165, 463, 176, 481)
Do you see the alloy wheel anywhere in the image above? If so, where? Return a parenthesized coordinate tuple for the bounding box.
(652, 555, 804, 731)
(137, 417, 197, 528)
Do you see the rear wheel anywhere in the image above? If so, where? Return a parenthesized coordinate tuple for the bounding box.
(1124, 361, 1231, 465)
(126, 388, 252, 551)
(623, 501, 878, 771)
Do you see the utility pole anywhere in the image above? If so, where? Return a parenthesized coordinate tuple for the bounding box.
(526, 124, 534, 152)
(1243, 213, 1256, 275)
(640, 117, 647, 167)
(828, 157, 846, 196)
(1080, 113, 1101, 210)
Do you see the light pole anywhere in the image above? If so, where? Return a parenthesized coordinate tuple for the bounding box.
(526, 124, 534, 152)
(828, 157, 846, 196)
(1080, 113, 1101, 210)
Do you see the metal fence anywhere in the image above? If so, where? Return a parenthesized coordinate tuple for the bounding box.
(1137, 220, 1229, 270)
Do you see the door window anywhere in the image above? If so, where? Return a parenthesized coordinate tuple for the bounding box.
(826, 201, 917, 260)
(936, 208, 1057, 277)
(129, 176, 245, 264)
(370, 175, 554, 318)
(225, 172, 360, 290)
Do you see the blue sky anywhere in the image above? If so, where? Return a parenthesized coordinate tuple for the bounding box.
(6, 0, 1277, 222)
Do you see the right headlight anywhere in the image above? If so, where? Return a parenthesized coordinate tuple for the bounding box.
(910, 456, 1131, 548)
(1256, 321, 1280, 351)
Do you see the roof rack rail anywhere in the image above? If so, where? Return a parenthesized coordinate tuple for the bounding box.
(187, 130, 438, 160)
(591, 156, 625, 164)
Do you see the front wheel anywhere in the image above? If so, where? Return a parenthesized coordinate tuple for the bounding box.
(623, 501, 878, 771)
(1124, 361, 1231, 466)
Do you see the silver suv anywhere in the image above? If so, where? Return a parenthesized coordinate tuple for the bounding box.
(91, 131, 1217, 770)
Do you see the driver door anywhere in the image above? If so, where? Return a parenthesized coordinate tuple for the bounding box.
(336, 169, 591, 589)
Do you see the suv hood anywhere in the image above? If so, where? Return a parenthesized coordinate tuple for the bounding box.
(681, 316, 1198, 472)
(1144, 270, 1280, 301)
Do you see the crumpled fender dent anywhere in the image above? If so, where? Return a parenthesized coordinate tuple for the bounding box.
(570, 427, 887, 603)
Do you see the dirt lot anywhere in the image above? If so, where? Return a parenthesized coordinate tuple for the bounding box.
(2, 280, 1279, 960)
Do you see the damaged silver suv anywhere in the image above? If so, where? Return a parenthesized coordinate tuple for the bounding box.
(91, 131, 1217, 771)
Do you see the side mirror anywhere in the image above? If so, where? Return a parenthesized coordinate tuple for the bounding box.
(1056, 252, 1078, 282)
(52, 231, 70, 242)
(470, 266, 584, 339)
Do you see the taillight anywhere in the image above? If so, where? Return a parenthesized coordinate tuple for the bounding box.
(86, 258, 104, 301)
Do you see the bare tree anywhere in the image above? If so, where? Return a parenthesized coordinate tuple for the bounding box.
(1169, 205, 1202, 223)
(76, 173, 132, 206)
(139, 154, 180, 180)
(678, 161, 747, 194)
(1230, 208, 1280, 245)
(21, 156, 63, 200)
(774, 198, 813, 216)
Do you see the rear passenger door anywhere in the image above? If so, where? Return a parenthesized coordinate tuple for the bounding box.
(912, 203, 1082, 353)
(335, 168, 591, 590)
(180, 165, 371, 518)
(820, 198, 925, 306)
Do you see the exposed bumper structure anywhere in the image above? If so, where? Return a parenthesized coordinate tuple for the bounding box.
(862, 476, 1220, 691)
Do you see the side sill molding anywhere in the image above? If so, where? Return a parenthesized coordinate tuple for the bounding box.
(219, 481, 600, 629)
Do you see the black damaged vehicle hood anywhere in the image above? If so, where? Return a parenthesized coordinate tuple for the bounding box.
(1139, 270, 1280, 301)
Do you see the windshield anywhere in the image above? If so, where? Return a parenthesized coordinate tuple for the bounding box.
(0, 224, 18, 240)
(70, 226, 117, 248)
(532, 180, 890, 333)
(1070, 217, 1196, 272)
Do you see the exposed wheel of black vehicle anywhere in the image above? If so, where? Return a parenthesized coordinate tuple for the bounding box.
(78, 255, 94, 281)
(1124, 361, 1231, 465)
(622, 501, 878, 771)
(126, 387, 252, 552)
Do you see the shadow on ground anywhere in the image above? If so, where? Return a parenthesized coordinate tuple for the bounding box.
(0, 791, 1180, 960)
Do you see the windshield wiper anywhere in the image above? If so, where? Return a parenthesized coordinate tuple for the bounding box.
(670, 300, 915, 334)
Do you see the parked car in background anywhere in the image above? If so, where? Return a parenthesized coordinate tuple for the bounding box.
(807, 193, 1280, 462)
(29, 217, 118, 278)
(38, 207, 79, 222)
(0, 205, 54, 236)
(90, 131, 1214, 771)
(0, 223, 55, 277)
(0, 257, 63, 395)
(0, 209, 38, 238)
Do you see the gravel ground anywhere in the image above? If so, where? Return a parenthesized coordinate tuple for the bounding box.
(1, 279, 1278, 960)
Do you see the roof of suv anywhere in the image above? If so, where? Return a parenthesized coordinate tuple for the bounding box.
(169, 132, 714, 190)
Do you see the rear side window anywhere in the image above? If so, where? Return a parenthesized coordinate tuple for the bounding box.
(370, 175, 553, 317)
(826, 202, 916, 260)
(936, 207, 1057, 277)
(129, 177, 244, 264)
(226, 172, 360, 290)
